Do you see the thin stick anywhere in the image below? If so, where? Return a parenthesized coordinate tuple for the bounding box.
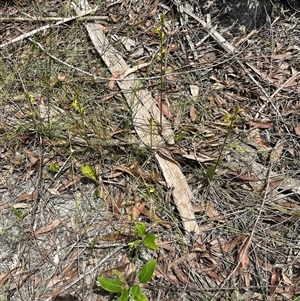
(42, 245, 124, 301)
(0, 6, 98, 49)
(0, 15, 108, 22)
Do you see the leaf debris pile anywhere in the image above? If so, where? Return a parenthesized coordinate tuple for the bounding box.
(1, 0, 300, 300)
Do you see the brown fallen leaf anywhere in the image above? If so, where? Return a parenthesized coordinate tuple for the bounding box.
(252, 131, 269, 148)
(248, 120, 272, 129)
(294, 124, 300, 136)
(57, 73, 67, 81)
(190, 105, 197, 121)
(270, 139, 283, 164)
(34, 219, 63, 236)
(216, 234, 245, 254)
(25, 150, 39, 166)
(270, 268, 280, 294)
(108, 71, 120, 90)
(156, 97, 173, 120)
(17, 190, 38, 202)
(234, 236, 252, 287)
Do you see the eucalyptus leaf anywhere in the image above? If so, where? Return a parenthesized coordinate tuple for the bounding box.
(97, 276, 122, 293)
(143, 234, 159, 251)
(138, 259, 156, 284)
(135, 222, 146, 236)
(118, 288, 129, 301)
(130, 284, 141, 299)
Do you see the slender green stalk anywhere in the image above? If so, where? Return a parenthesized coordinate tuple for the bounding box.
(158, 14, 165, 134)
(206, 105, 240, 182)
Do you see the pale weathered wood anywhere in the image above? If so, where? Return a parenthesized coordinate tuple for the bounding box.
(85, 22, 199, 234)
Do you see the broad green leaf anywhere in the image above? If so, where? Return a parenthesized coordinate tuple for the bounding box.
(143, 234, 159, 251)
(81, 164, 97, 182)
(135, 222, 146, 236)
(97, 276, 122, 293)
(118, 288, 129, 301)
(137, 292, 148, 301)
(49, 162, 60, 173)
(206, 165, 215, 182)
(11, 207, 24, 218)
(129, 284, 142, 300)
(138, 259, 157, 284)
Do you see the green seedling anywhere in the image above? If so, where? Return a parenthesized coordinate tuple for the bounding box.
(49, 162, 60, 173)
(97, 259, 157, 301)
(11, 206, 24, 218)
(128, 222, 159, 251)
(81, 164, 98, 183)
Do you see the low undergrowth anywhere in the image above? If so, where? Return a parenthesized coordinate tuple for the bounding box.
(1, 1, 300, 301)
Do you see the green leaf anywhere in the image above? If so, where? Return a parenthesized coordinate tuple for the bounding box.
(143, 234, 159, 251)
(206, 165, 216, 182)
(49, 162, 60, 173)
(112, 269, 127, 285)
(11, 206, 24, 218)
(97, 276, 122, 293)
(130, 284, 148, 301)
(81, 164, 98, 182)
(174, 132, 185, 141)
(118, 289, 129, 301)
(135, 222, 146, 236)
(138, 292, 148, 301)
(138, 259, 157, 284)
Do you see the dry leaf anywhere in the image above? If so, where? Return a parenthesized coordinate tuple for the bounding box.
(234, 236, 252, 287)
(17, 190, 38, 202)
(123, 62, 151, 78)
(25, 150, 39, 166)
(252, 131, 269, 148)
(14, 112, 25, 119)
(220, 234, 245, 254)
(270, 268, 280, 294)
(156, 97, 173, 120)
(129, 201, 146, 220)
(190, 85, 199, 97)
(190, 105, 197, 121)
(294, 124, 300, 136)
(57, 73, 67, 81)
(108, 71, 120, 90)
(13, 203, 30, 209)
(34, 219, 62, 236)
(270, 139, 283, 163)
(281, 270, 293, 285)
(248, 120, 272, 129)
(199, 202, 226, 222)
(291, 66, 298, 75)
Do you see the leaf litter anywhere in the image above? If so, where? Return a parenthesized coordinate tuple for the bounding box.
(1, 0, 300, 300)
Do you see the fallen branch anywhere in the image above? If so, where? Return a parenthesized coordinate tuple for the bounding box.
(0, 6, 98, 49)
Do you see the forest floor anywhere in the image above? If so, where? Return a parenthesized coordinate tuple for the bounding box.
(1, 1, 300, 300)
